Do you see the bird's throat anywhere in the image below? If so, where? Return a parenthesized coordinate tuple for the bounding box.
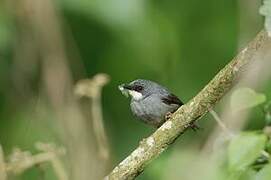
(128, 90, 143, 101)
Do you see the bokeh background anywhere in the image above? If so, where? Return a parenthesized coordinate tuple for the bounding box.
(0, 0, 270, 180)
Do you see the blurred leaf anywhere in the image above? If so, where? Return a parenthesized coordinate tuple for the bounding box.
(228, 132, 267, 173)
(252, 154, 270, 171)
(253, 163, 271, 180)
(162, 148, 226, 180)
(0, 12, 13, 50)
(228, 169, 257, 180)
(240, 169, 257, 180)
(228, 171, 243, 180)
(230, 88, 266, 112)
(259, 0, 271, 36)
(266, 140, 271, 153)
(58, 0, 145, 27)
(264, 102, 271, 126)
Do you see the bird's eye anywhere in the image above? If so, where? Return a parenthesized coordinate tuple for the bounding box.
(134, 85, 143, 92)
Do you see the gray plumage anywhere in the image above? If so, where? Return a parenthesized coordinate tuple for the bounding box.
(119, 79, 183, 128)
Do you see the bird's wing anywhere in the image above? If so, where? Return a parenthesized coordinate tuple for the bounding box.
(161, 93, 183, 106)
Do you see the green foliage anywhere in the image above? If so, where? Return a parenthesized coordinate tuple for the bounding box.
(266, 140, 271, 153)
(254, 163, 271, 180)
(58, 0, 145, 27)
(228, 132, 267, 172)
(230, 88, 266, 112)
(158, 148, 226, 180)
(225, 91, 271, 180)
(0, 9, 13, 50)
(264, 102, 271, 126)
(146, 130, 271, 180)
(260, 0, 271, 36)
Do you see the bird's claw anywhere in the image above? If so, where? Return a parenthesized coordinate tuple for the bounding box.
(189, 122, 201, 131)
(165, 112, 173, 120)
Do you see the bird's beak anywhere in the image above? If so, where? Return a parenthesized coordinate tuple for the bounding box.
(119, 83, 143, 100)
(122, 84, 132, 90)
(118, 83, 131, 90)
(118, 84, 130, 97)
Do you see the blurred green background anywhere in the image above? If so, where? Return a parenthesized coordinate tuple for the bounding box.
(0, 0, 270, 180)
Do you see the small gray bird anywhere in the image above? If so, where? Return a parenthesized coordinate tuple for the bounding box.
(118, 79, 183, 128)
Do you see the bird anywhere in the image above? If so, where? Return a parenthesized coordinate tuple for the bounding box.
(118, 79, 184, 128)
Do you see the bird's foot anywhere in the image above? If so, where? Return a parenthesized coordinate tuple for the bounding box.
(139, 138, 147, 146)
(189, 122, 201, 131)
(165, 112, 173, 120)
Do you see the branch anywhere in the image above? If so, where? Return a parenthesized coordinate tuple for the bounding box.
(1, 143, 67, 180)
(106, 30, 269, 180)
(74, 73, 111, 161)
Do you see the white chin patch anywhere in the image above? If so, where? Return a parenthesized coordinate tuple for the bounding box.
(128, 90, 143, 100)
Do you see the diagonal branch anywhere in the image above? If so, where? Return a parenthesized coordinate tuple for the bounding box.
(106, 30, 270, 180)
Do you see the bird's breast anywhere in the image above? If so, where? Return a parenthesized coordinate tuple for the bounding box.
(130, 97, 175, 127)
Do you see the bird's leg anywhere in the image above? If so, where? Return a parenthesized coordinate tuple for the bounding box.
(189, 122, 201, 131)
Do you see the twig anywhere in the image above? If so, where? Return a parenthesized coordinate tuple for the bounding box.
(50, 156, 68, 180)
(75, 73, 110, 161)
(0, 145, 7, 180)
(201, 110, 235, 155)
(209, 110, 234, 137)
(36, 143, 68, 180)
(6, 143, 66, 178)
(106, 30, 269, 180)
(6, 150, 55, 174)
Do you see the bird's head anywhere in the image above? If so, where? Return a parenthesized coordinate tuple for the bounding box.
(118, 79, 160, 101)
